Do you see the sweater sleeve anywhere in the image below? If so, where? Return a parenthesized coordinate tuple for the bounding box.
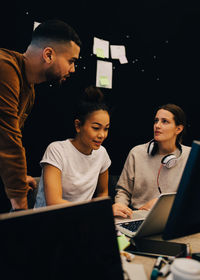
(115, 149, 135, 206)
(0, 57, 28, 199)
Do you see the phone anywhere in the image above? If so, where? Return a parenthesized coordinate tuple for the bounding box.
(125, 237, 187, 258)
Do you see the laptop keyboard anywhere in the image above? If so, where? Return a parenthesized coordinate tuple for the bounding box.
(116, 219, 144, 237)
(120, 220, 144, 231)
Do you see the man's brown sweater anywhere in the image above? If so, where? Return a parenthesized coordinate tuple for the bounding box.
(0, 48, 35, 199)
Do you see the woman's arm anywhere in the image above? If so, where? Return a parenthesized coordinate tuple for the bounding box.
(43, 163, 70, 206)
(95, 169, 109, 197)
(96, 169, 133, 218)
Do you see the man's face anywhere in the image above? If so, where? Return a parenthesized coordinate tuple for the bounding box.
(45, 41, 80, 85)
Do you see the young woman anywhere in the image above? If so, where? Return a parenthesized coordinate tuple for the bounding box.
(35, 86, 111, 207)
(113, 104, 191, 218)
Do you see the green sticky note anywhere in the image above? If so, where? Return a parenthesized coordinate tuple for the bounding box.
(99, 76, 109, 86)
(96, 48, 105, 58)
(117, 234, 130, 251)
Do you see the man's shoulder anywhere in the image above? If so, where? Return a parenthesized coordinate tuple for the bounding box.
(0, 48, 23, 68)
(0, 48, 21, 58)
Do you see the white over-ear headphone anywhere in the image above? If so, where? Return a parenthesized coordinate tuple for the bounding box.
(147, 139, 182, 168)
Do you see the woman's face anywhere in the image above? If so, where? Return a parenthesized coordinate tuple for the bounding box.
(75, 110, 110, 155)
(154, 109, 183, 144)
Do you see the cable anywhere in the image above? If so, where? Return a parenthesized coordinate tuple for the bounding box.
(156, 164, 163, 194)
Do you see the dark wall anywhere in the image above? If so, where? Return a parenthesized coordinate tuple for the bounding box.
(1, 1, 200, 177)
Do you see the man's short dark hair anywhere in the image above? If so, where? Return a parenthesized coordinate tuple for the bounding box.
(31, 19, 81, 47)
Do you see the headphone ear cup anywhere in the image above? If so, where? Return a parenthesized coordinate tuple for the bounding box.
(161, 154, 177, 168)
(147, 140, 155, 156)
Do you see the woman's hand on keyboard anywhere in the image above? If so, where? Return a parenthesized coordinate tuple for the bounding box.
(112, 203, 133, 218)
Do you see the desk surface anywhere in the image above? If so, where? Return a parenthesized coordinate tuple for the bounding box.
(132, 232, 200, 279)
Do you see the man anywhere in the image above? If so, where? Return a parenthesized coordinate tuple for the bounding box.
(0, 19, 81, 212)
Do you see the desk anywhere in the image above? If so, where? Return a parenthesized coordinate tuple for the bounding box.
(132, 233, 200, 279)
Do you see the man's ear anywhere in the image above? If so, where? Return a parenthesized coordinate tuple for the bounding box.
(43, 47, 55, 63)
(74, 119, 81, 133)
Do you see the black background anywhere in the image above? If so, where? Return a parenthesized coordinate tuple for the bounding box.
(1, 1, 200, 176)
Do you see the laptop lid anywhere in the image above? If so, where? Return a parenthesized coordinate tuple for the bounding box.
(163, 140, 200, 240)
(135, 193, 176, 238)
(0, 197, 124, 280)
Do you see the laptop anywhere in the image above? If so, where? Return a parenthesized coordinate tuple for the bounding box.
(115, 193, 176, 238)
(0, 197, 124, 280)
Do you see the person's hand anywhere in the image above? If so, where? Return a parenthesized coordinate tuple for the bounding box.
(10, 176, 37, 210)
(26, 175, 37, 190)
(138, 197, 158, 211)
(10, 196, 28, 210)
(112, 202, 133, 218)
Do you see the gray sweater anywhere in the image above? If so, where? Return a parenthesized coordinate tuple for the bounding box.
(115, 142, 191, 209)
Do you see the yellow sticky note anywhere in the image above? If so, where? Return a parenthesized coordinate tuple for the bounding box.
(99, 76, 109, 86)
(117, 234, 130, 251)
(96, 48, 105, 58)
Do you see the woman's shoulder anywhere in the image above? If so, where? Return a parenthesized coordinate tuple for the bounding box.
(181, 144, 191, 154)
(46, 139, 70, 151)
(129, 142, 149, 154)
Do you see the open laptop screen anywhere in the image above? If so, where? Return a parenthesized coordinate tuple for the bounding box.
(163, 140, 200, 240)
(0, 197, 124, 280)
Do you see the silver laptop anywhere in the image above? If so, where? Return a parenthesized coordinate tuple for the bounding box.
(115, 193, 176, 238)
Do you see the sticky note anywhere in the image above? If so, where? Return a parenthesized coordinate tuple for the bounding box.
(99, 76, 109, 86)
(117, 234, 130, 251)
(96, 48, 105, 58)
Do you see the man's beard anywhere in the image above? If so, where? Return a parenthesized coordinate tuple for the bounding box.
(45, 68, 65, 86)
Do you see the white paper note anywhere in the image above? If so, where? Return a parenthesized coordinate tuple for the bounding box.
(33, 21, 41, 30)
(110, 45, 128, 64)
(96, 60, 112, 89)
(93, 37, 109, 59)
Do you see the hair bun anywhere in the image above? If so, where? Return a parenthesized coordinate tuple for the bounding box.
(84, 85, 104, 103)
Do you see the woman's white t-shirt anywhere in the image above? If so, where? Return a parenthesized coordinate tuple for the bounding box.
(35, 139, 111, 207)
